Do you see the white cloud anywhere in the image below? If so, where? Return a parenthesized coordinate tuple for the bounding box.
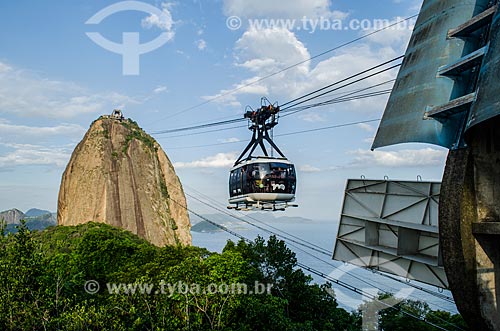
(409, 0, 424, 12)
(0, 64, 139, 118)
(235, 27, 310, 75)
(207, 26, 402, 112)
(141, 2, 175, 33)
(0, 121, 85, 138)
(363, 137, 375, 144)
(0, 142, 71, 168)
(304, 44, 398, 93)
(299, 164, 321, 173)
(196, 39, 207, 51)
(364, 17, 415, 50)
(153, 85, 168, 94)
(202, 76, 268, 107)
(174, 152, 238, 169)
(223, 0, 348, 20)
(202, 92, 241, 107)
(349, 148, 447, 168)
(0, 62, 12, 73)
(299, 112, 326, 123)
(356, 123, 375, 132)
(219, 137, 240, 143)
(203, 28, 309, 105)
(232, 77, 269, 94)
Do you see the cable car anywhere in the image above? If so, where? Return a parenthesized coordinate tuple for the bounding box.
(228, 98, 298, 211)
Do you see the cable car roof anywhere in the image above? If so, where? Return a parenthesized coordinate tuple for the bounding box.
(231, 157, 293, 170)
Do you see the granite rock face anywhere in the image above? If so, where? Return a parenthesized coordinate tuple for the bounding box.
(57, 116, 191, 246)
(0, 209, 25, 225)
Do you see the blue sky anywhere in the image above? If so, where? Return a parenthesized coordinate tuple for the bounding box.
(0, 0, 448, 220)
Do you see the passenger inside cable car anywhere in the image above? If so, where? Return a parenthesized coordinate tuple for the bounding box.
(229, 162, 296, 198)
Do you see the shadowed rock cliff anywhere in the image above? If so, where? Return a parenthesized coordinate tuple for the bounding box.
(0, 208, 25, 225)
(57, 115, 191, 246)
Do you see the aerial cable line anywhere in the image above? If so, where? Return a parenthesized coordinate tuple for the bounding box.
(172, 80, 395, 131)
(158, 89, 390, 142)
(168, 179, 457, 313)
(372, 271, 455, 303)
(172, 132, 458, 307)
(281, 79, 395, 116)
(156, 124, 248, 139)
(153, 117, 245, 135)
(154, 92, 386, 141)
(283, 83, 394, 113)
(166, 195, 457, 331)
(151, 90, 385, 136)
(183, 198, 463, 331)
(186, 186, 456, 306)
(160, 118, 381, 149)
(187, 185, 331, 254)
(151, 62, 401, 135)
(280, 56, 402, 108)
(283, 90, 392, 115)
(297, 264, 460, 331)
(281, 62, 402, 111)
(186, 184, 456, 306)
(277, 118, 382, 137)
(186, 191, 332, 256)
(186, 187, 431, 305)
(151, 14, 417, 122)
(279, 239, 458, 310)
(185, 187, 456, 306)
(281, 78, 395, 106)
(188, 188, 331, 256)
(281, 90, 392, 118)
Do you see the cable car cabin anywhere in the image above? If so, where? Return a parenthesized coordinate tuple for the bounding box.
(228, 157, 297, 210)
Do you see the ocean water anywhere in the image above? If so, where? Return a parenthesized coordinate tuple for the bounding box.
(191, 219, 458, 313)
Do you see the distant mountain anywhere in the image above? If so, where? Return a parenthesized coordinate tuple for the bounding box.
(190, 212, 317, 234)
(191, 221, 223, 233)
(0, 209, 25, 225)
(191, 215, 228, 233)
(190, 213, 246, 233)
(272, 215, 314, 223)
(25, 208, 52, 217)
(231, 212, 315, 224)
(1, 208, 57, 234)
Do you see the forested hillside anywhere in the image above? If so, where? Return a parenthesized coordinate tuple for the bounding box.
(0, 222, 466, 330)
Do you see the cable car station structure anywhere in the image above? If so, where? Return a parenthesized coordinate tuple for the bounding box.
(353, 1, 500, 329)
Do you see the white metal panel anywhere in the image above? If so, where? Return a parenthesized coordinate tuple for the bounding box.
(333, 179, 448, 288)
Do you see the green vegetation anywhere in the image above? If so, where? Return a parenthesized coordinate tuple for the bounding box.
(355, 293, 469, 331)
(4, 213, 56, 234)
(159, 176, 169, 199)
(170, 218, 178, 231)
(0, 221, 467, 330)
(102, 128, 110, 139)
(121, 119, 156, 155)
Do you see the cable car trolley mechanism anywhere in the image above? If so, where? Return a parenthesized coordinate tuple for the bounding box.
(228, 98, 297, 211)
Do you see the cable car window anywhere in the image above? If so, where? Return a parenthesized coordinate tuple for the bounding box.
(251, 164, 270, 179)
(270, 163, 290, 179)
(236, 168, 242, 194)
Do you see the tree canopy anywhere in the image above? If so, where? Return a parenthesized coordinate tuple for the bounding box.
(0, 221, 467, 331)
